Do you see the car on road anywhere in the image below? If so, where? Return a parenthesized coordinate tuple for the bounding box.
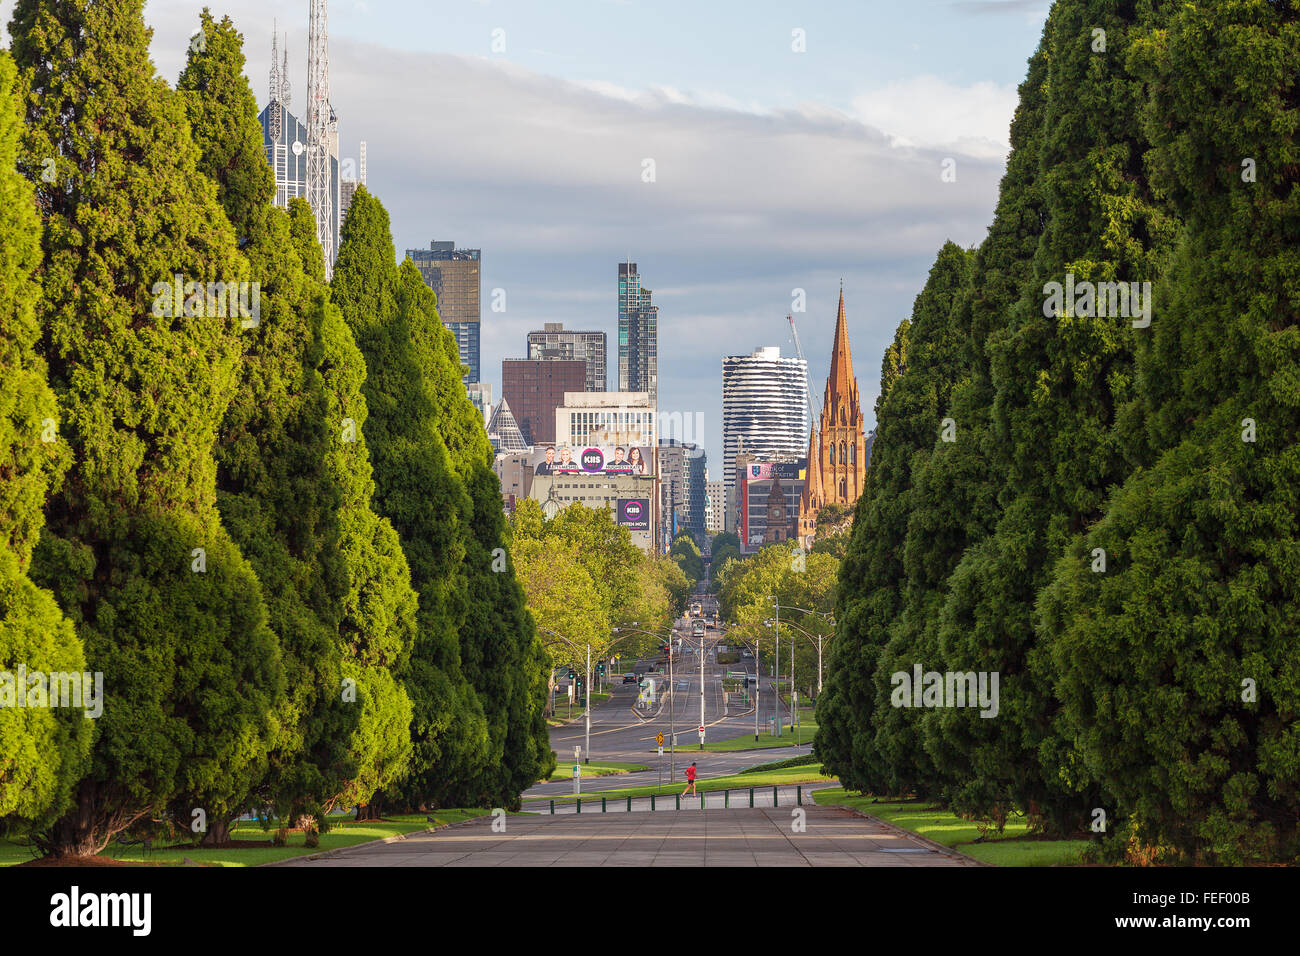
(622, 672, 638, 684)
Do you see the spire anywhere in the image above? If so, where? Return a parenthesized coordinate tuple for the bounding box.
(281, 39, 290, 110)
(822, 287, 860, 426)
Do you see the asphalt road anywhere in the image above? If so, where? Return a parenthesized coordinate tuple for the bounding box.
(533, 610, 812, 800)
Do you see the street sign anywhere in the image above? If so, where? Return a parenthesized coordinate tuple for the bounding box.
(698, 725, 705, 733)
(572, 764, 580, 777)
(656, 732, 665, 746)
(658, 746, 664, 756)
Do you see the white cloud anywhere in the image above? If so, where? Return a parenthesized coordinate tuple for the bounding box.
(851, 75, 1018, 160)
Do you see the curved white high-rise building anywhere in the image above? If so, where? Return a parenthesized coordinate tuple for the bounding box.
(721, 346, 809, 489)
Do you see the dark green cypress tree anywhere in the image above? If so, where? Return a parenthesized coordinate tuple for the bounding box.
(815, 318, 910, 792)
(924, 0, 1178, 833)
(907, 37, 1051, 823)
(395, 258, 554, 803)
(0, 48, 92, 830)
(177, 12, 354, 832)
(818, 244, 970, 798)
(287, 198, 417, 813)
(332, 188, 490, 808)
(1039, 0, 1300, 862)
(11, 0, 282, 855)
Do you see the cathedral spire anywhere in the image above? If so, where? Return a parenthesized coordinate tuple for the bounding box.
(822, 287, 860, 426)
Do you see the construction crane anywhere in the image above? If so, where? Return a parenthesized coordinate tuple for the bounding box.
(787, 314, 819, 429)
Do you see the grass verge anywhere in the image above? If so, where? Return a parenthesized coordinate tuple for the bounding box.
(0, 810, 492, 868)
(547, 761, 649, 781)
(811, 789, 1088, 867)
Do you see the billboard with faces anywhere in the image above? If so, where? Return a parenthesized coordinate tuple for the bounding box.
(532, 444, 652, 477)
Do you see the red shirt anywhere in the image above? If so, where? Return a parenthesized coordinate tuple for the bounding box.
(686, 766, 696, 781)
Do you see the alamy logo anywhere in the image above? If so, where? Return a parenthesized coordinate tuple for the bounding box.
(890, 664, 999, 718)
(1042, 272, 1151, 328)
(50, 886, 151, 936)
(0, 666, 103, 718)
(151, 274, 261, 328)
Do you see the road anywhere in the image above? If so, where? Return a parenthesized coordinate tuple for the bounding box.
(277, 805, 980, 867)
(536, 597, 810, 799)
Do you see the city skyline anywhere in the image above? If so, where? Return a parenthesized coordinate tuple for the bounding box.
(103, 0, 1050, 471)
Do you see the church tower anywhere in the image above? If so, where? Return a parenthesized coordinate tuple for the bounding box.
(798, 287, 866, 546)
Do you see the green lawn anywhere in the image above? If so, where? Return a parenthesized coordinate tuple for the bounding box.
(528, 764, 835, 806)
(811, 789, 1089, 867)
(547, 692, 612, 725)
(0, 809, 493, 868)
(548, 761, 649, 781)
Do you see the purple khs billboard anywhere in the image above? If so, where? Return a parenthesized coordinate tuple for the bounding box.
(617, 498, 650, 531)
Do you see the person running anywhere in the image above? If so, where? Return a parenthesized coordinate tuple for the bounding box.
(683, 762, 698, 796)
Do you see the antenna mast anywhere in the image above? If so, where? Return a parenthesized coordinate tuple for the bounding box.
(307, 0, 334, 274)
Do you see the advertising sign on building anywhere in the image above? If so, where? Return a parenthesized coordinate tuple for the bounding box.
(532, 444, 652, 477)
(617, 498, 651, 531)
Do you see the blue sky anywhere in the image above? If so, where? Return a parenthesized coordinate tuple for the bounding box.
(5, 0, 1052, 471)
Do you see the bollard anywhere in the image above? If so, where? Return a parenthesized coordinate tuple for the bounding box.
(773, 786, 778, 807)
(576, 798, 581, 814)
(651, 794, 656, 811)
(675, 794, 681, 810)
(602, 797, 607, 813)
(749, 788, 754, 808)
(549, 800, 554, 815)
(797, 786, 803, 805)
(725, 789, 730, 809)
(627, 796, 632, 812)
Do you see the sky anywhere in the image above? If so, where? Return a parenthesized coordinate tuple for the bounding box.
(2, 0, 1052, 472)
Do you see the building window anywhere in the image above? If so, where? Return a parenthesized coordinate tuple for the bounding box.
(829, 443, 836, 465)
(850, 443, 856, 465)
(840, 441, 847, 464)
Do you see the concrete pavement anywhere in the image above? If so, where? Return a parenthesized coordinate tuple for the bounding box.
(278, 804, 981, 867)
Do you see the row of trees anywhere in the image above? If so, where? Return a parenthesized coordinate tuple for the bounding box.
(508, 499, 690, 706)
(0, 3, 552, 856)
(816, 0, 1300, 864)
(716, 542, 839, 699)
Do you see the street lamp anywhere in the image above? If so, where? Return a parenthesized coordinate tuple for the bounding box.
(613, 623, 681, 784)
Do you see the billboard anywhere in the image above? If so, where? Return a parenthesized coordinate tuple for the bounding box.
(616, 498, 651, 531)
(744, 459, 804, 482)
(532, 444, 652, 477)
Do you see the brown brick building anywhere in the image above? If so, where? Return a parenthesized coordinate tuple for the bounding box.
(500, 359, 587, 446)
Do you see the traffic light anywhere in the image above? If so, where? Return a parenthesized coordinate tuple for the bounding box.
(567, 669, 575, 680)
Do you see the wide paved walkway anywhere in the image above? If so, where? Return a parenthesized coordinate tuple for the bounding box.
(277, 805, 981, 867)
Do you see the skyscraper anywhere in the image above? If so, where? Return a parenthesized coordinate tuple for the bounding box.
(618, 262, 658, 407)
(527, 323, 607, 392)
(658, 439, 707, 545)
(407, 241, 481, 384)
(720, 346, 808, 490)
(260, 30, 340, 266)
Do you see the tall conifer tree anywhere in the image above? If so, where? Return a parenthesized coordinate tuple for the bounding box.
(0, 48, 91, 831)
(395, 259, 554, 803)
(332, 188, 490, 808)
(11, 0, 282, 855)
(177, 12, 354, 831)
(1040, 0, 1300, 862)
